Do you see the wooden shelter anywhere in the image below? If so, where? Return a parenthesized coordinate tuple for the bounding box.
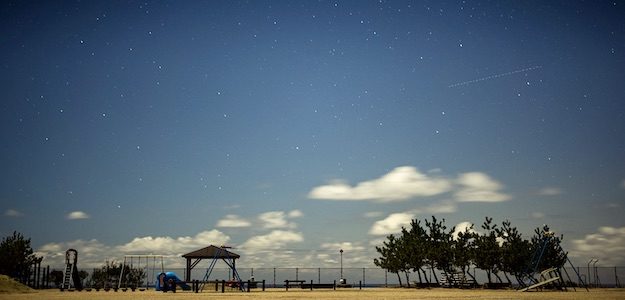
(182, 245, 240, 282)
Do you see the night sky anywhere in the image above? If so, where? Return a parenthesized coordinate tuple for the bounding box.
(2, 1, 624, 268)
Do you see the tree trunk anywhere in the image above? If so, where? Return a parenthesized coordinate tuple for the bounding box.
(405, 272, 411, 288)
(396, 272, 403, 287)
(503, 272, 512, 284)
(430, 265, 439, 284)
(421, 268, 430, 285)
(486, 270, 492, 284)
(493, 271, 503, 283)
(417, 269, 422, 284)
(466, 267, 477, 282)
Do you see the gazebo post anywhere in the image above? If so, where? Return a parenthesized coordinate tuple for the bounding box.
(186, 258, 191, 282)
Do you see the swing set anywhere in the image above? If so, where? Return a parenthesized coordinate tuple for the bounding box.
(117, 255, 164, 290)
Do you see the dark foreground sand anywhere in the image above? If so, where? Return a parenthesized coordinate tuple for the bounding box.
(1, 288, 624, 300)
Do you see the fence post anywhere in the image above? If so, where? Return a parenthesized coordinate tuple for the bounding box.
(221, 280, 225, 293)
(296, 268, 299, 281)
(310, 280, 313, 290)
(318, 268, 321, 283)
(262, 279, 265, 291)
(273, 268, 276, 288)
(286, 280, 289, 291)
(362, 268, 365, 288)
(385, 270, 387, 287)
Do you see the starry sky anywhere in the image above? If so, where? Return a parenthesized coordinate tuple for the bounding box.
(1, 1, 625, 268)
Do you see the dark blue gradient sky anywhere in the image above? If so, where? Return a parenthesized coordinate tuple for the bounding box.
(2, 1, 624, 267)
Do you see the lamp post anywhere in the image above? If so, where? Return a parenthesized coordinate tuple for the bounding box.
(587, 258, 597, 288)
(340, 249, 344, 280)
(592, 259, 600, 287)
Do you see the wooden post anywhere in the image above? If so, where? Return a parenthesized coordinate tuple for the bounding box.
(285, 280, 289, 291)
(247, 280, 250, 292)
(310, 280, 313, 291)
(262, 279, 265, 291)
(359, 280, 362, 290)
(215, 280, 218, 291)
(221, 280, 225, 293)
(185, 258, 191, 283)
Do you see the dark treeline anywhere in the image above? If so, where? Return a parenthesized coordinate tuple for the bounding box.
(373, 216, 568, 287)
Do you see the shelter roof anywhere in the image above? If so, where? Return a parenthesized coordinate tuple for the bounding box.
(182, 245, 240, 259)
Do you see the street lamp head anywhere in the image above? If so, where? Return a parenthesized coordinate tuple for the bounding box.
(340, 249, 343, 253)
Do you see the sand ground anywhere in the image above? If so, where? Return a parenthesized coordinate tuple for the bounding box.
(1, 288, 624, 300)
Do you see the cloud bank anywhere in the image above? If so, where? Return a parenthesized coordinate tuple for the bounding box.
(569, 226, 625, 266)
(36, 210, 308, 268)
(308, 166, 452, 202)
(368, 212, 415, 235)
(216, 214, 251, 228)
(309, 166, 510, 203)
(454, 172, 510, 202)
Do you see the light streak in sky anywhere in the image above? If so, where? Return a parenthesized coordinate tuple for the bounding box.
(448, 65, 542, 88)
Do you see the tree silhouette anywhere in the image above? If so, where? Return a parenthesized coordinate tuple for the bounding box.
(453, 223, 478, 283)
(473, 217, 502, 284)
(0, 231, 42, 282)
(374, 234, 406, 287)
(497, 220, 532, 285)
(401, 219, 429, 285)
(424, 216, 455, 284)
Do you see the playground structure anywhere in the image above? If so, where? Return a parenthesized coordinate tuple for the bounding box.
(182, 245, 244, 291)
(518, 229, 588, 292)
(116, 255, 164, 290)
(156, 271, 191, 291)
(61, 249, 82, 290)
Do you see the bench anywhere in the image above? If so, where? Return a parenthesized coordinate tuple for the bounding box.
(440, 272, 477, 288)
(284, 280, 305, 290)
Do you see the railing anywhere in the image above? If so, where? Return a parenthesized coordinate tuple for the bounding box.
(24, 265, 625, 289)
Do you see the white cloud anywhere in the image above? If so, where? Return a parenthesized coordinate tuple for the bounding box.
(569, 226, 625, 266)
(36, 239, 115, 268)
(258, 211, 297, 229)
(452, 221, 476, 240)
(240, 230, 303, 250)
(320, 242, 366, 252)
(454, 172, 511, 202)
(309, 166, 511, 204)
(216, 214, 251, 228)
(308, 166, 452, 202)
(287, 209, 303, 218)
(66, 211, 90, 220)
(368, 212, 415, 236)
(37, 230, 231, 269)
(4, 209, 24, 217)
(116, 229, 230, 254)
(424, 200, 457, 214)
(538, 187, 563, 196)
